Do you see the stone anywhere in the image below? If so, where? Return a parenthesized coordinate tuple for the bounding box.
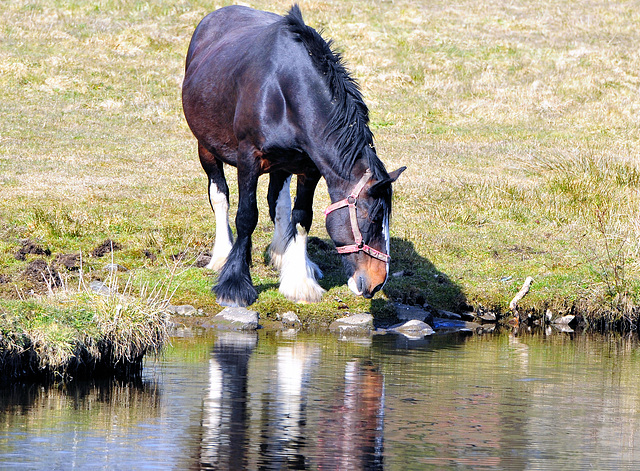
(281, 311, 301, 328)
(552, 323, 574, 333)
(89, 281, 112, 296)
(104, 263, 128, 272)
(437, 309, 462, 320)
(210, 307, 259, 331)
(329, 313, 374, 335)
(395, 303, 431, 322)
(432, 318, 479, 333)
(478, 311, 497, 322)
(552, 314, 575, 325)
(391, 320, 434, 339)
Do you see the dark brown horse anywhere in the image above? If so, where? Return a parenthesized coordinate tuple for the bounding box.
(182, 5, 405, 307)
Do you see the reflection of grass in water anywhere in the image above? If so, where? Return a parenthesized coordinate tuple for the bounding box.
(0, 378, 161, 431)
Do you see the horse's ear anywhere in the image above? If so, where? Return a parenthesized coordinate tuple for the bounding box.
(369, 166, 407, 197)
(388, 166, 407, 183)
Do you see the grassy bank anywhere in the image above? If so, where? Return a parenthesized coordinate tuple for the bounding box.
(1, 0, 640, 342)
(0, 272, 169, 381)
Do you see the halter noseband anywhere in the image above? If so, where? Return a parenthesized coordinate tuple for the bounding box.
(324, 170, 391, 263)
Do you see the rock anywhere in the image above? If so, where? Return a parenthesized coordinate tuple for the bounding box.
(329, 313, 374, 335)
(460, 311, 476, 321)
(478, 311, 497, 322)
(281, 311, 301, 328)
(209, 307, 259, 331)
(104, 263, 128, 272)
(395, 303, 431, 322)
(552, 315, 575, 326)
(391, 320, 434, 339)
(552, 323, 574, 333)
(89, 281, 112, 296)
(432, 318, 479, 334)
(437, 309, 462, 320)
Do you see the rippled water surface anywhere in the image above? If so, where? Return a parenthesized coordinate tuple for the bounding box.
(2, 329, 640, 470)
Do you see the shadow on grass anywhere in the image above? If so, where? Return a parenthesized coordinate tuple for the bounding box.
(306, 236, 468, 314)
(383, 238, 469, 313)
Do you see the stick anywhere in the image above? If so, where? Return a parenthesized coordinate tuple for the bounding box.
(509, 277, 534, 311)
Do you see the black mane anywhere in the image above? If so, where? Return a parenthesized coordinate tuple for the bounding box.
(283, 5, 389, 182)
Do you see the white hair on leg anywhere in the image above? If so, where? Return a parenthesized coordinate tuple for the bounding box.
(279, 224, 325, 303)
(268, 176, 292, 271)
(206, 182, 233, 271)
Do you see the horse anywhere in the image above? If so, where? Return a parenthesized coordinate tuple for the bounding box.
(182, 4, 405, 307)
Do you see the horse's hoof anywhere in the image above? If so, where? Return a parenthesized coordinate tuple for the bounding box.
(206, 255, 228, 271)
(213, 284, 257, 307)
(216, 298, 242, 308)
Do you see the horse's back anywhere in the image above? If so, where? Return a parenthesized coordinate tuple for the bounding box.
(185, 6, 281, 74)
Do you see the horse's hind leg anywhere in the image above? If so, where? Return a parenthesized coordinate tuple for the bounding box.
(273, 174, 325, 304)
(199, 143, 233, 271)
(267, 171, 292, 271)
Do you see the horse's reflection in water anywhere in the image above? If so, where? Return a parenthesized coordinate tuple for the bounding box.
(200, 333, 384, 470)
(201, 332, 256, 470)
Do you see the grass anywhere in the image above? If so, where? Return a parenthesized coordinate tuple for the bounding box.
(0, 269, 170, 381)
(1, 0, 639, 342)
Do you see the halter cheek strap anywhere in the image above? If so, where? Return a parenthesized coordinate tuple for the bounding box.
(324, 170, 391, 263)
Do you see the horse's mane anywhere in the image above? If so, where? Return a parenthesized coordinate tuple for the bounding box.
(283, 5, 389, 182)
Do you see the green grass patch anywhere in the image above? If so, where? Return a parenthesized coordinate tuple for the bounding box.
(1, 0, 640, 341)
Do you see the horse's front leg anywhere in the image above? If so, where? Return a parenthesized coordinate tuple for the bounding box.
(276, 173, 325, 303)
(213, 148, 260, 307)
(198, 143, 233, 271)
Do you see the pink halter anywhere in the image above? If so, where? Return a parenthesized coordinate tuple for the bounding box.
(324, 170, 390, 263)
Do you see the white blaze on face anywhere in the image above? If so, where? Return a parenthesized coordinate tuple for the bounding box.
(348, 276, 362, 296)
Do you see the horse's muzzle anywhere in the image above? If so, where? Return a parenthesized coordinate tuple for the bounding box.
(348, 274, 386, 298)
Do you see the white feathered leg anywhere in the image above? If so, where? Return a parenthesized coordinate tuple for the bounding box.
(279, 224, 325, 303)
(206, 182, 233, 271)
(268, 176, 292, 271)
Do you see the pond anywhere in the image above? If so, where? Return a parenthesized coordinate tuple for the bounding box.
(2, 328, 640, 470)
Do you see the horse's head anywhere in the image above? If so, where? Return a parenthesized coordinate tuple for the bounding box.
(325, 166, 406, 298)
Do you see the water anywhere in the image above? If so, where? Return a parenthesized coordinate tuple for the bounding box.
(2, 328, 640, 470)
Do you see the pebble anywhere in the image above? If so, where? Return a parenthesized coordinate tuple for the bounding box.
(329, 313, 374, 335)
(209, 307, 259, 331)
(281, 311, 301, 328)
(552, 315, 575, 326)
(89, 281, 112, 296)
(104, 263, 128, 272)
(478, 312, 497, 322)
(391, 320, 434, 339)
(395, 303, 431, 322)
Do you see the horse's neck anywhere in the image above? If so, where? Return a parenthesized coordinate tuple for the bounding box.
(322, 160, 369, 204)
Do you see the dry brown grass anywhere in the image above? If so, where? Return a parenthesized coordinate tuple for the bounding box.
(1, 0, 639, 329)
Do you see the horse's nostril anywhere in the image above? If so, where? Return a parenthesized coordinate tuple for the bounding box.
(357, 276, 366, 295)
